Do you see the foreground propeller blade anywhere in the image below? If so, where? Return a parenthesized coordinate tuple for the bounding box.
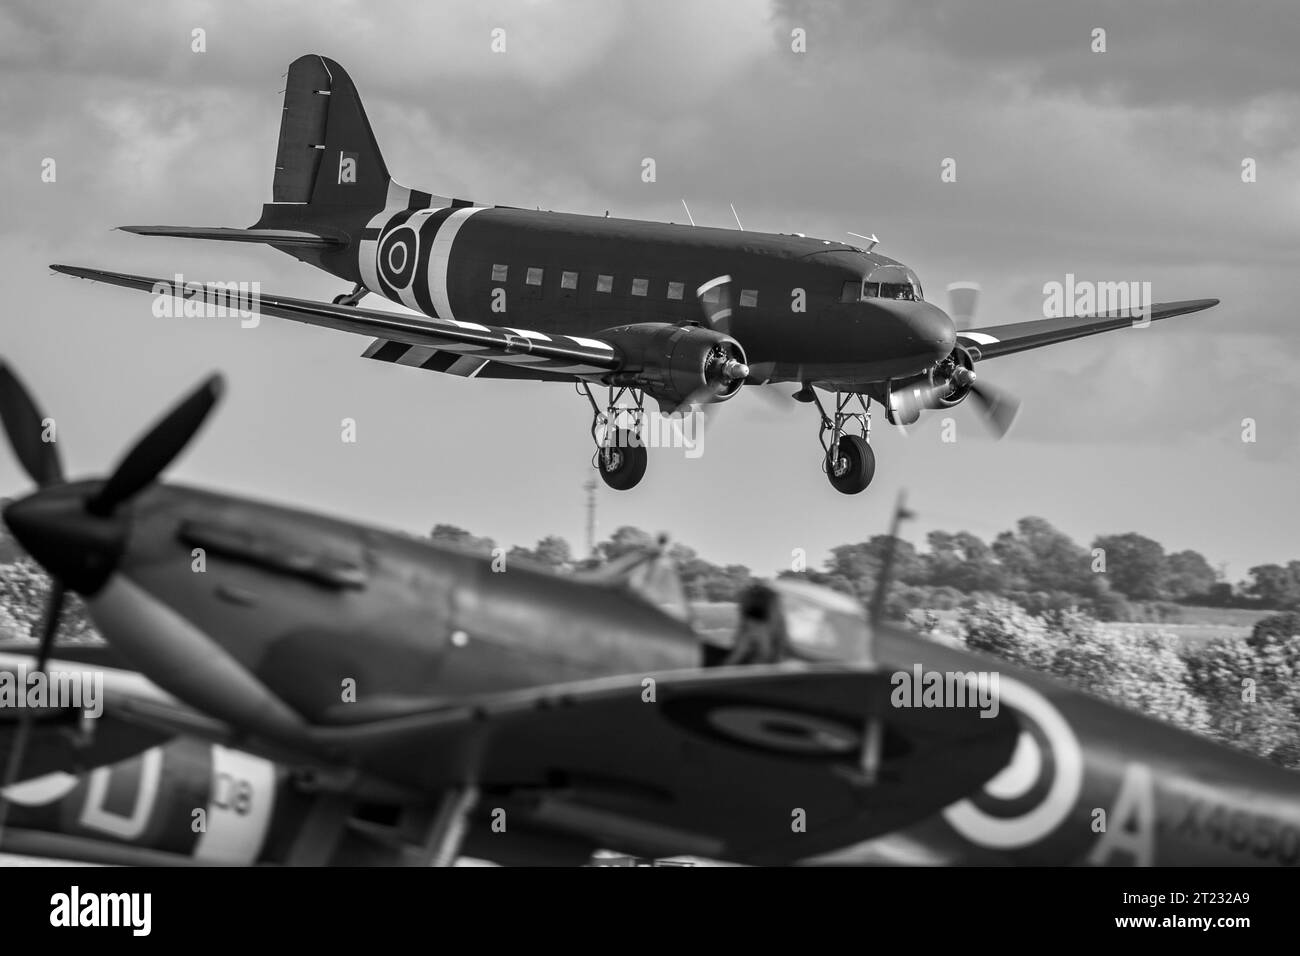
(969, 379, 1021, 438)
(0, 362, 64, 487)
(86, 374, 224, 516)
(0, 581, 66, 840)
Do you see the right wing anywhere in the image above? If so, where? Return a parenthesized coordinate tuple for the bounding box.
(51, 265, 622, 378)
(958, 298, 1219, 360)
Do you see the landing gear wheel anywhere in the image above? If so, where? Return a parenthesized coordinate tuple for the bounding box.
(597, 429, 647, 490)
(827, 434, 875, 495)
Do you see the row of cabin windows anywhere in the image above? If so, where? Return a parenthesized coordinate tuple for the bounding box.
(492, 264, 758, 308)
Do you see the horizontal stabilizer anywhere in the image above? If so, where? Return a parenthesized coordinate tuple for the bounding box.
(118, 225, 343, 247)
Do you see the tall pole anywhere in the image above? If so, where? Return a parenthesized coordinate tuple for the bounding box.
(868, 491, 915, 628)
(584, 476, 598, 559)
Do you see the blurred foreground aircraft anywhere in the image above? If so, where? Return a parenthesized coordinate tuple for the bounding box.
(0, 362, 1013, 865)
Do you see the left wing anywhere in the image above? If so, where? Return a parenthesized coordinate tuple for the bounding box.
(50, 265, 621, 378)
(957, 298, 1218, 360)
(307, 663, 1019, 864)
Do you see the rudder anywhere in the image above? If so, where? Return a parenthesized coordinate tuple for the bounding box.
(273, 54, 390, 209)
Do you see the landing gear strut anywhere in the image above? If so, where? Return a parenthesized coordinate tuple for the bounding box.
(580, 383, 648, 491)
(809, 388, 876, 495)
(332, 283, 368, 307)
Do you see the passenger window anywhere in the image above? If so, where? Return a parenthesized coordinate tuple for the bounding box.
(491, 264, 509, 283)
(631, 277, 649, 297)
(739, 289, 758, 308)
(667, 281, 684, 300)
(525, 267, 544, 286)
(596, 274, 613, 293)
(560, 271, 578, 290)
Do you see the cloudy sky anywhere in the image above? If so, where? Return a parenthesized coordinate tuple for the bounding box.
(1, 0, 1297, 581)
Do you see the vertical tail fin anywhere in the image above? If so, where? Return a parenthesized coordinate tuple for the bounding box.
(272, 54, 391, 208)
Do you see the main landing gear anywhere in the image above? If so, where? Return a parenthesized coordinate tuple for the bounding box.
(581, 383, 649, 491)
(807, 388, 876, 495)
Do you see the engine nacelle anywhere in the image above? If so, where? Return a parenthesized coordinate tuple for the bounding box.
(883, 345, 977, 426)
(602, 323, 749, 412)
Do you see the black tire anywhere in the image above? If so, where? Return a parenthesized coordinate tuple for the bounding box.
(597, 429, 648, 490)
(331, 293, 348, 305)
(827, 434, 875, 495)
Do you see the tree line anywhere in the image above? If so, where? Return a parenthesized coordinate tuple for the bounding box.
(432, 516, 1300, 622)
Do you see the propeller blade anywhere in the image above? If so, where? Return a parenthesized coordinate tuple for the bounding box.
(696, 274, 734, 334)
(969, 379, 1021, 439)
(748, 383, 798, 413)
(0, 581, 66, 839)
(86, 374, 224, 516)
(32, 580, 66, 672)
(0, 362, 64, 487)
(946, 281, 981, 330)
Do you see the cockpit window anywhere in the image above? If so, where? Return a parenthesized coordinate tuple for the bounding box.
(858, 265, 923, 302)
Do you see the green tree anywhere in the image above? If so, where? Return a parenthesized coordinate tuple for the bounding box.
(1186, 613, 1300, 768)
(958, 599, 1056, 671)
(507, 535, 574, 571)
(1245, 562, 1300, 610)
(924, 530, 1007, 592)
(1091, 532, 1167, 600)
(993, 517, 1091, 595)
(1048, 617, 1211, 736)
(429, 524, 497, 556)
(1161, 549, 1218, 601)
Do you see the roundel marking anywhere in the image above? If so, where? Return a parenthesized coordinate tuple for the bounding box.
(377, 223, 418, 290)
(706, 706, 860, 755)
(659, 695, 880, 762)
(941, 675, 1083, 848)
(386, 241, 408, 276)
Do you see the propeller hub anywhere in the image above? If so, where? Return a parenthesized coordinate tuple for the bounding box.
(723, 359, 750, 381)
(3, 483, 128, 595)
(950, 367, 977, 388)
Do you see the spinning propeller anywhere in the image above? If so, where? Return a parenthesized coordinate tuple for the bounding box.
(0, 361, 222, 830)
(892, 283, 1022, 438)
(689, 275, 797, 415)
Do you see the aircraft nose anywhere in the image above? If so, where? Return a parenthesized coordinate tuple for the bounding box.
(3, 483, 127, 595)
(905, 301, 957, 362)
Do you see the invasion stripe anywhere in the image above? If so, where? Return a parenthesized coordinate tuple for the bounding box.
(428, 207, 488, 321)
(411, 207, 458, 317)
(567, 336, 615, 350)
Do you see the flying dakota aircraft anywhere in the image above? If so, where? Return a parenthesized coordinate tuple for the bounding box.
(53, 54, 1219, 495)
(1, 365, 1296, 867)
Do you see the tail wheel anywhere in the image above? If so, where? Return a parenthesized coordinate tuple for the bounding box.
(597, 429, 648, 490)
(827, 434, 875, 495)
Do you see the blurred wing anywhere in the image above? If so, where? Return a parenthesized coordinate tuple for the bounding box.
(317, 664, 1019, 864)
